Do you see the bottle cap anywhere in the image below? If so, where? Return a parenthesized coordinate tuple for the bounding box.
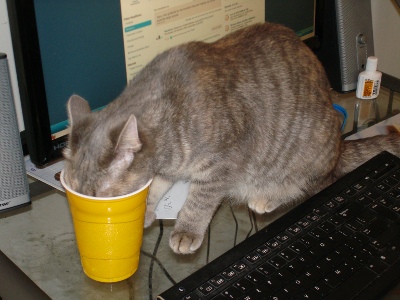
(366, 56, 378, 71)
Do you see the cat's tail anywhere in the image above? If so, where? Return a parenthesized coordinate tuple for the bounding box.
(334, 132, 400, 179)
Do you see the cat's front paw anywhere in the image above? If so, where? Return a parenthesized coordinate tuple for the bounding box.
(144, 210, 156, 228)
(169, 231, 204, 254)
(248, 198, 279, 214)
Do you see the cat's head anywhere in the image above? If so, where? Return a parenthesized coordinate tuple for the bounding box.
(62, 95, 149, 197)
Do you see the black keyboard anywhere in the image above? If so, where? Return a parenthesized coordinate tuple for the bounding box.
(158, 151, 400, 300)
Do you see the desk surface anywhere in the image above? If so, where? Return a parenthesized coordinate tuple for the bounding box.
(1, 89, 400, 299)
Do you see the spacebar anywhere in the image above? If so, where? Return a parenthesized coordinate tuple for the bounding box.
(325, 268, 376, 300)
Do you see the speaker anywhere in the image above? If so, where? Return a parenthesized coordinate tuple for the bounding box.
(316, 0, 375, 93)
(0, 53, 30, 212)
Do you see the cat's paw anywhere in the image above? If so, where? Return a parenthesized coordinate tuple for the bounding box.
(144, 210, 156, 228)
(169, 231, 204, 254)
(248, 198, 278, 214)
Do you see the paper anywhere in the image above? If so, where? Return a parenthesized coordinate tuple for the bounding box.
(25, 155, 188, 219)
(155, 180, 190, 219)
(25, 156, 65, 192)
(120, 0, 265, 81)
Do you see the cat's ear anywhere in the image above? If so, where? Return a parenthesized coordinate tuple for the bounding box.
(115, 115, 142, 153)
(67, 95, 91, 127)
(110, 115, 142, 173)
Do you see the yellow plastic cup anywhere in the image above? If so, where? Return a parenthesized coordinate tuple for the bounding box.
(60, 171, 152, 283)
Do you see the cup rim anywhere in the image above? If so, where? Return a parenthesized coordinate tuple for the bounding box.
(60, 170, 152, 201)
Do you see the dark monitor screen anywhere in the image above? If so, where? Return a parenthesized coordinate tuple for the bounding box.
(7, 0, 317, 166)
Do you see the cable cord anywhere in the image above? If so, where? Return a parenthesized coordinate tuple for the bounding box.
(145, 219, 177, 300)
(229, 202, 239, 247)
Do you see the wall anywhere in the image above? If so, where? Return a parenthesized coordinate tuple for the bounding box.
(0, 0, 399, 132)
(0, 0, 24, 131)
(371, 0, 400, 79)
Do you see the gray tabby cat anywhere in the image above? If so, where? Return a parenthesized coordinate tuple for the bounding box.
(63, 22, 400, 254)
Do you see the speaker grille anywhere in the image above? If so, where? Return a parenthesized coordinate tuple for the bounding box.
(335, 0, 374, 90)
(0, 55, 29, 201)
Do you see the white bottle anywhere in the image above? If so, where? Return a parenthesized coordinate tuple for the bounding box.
(355, 56, 382, 99)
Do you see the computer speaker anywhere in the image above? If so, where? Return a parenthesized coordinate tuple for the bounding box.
(316, 0, 375, 93)
(0, 53, 30, 212)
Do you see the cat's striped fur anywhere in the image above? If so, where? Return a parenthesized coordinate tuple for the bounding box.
(63, 22, 400, 254)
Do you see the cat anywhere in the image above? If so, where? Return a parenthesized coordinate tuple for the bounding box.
(63, 22, 400, 255)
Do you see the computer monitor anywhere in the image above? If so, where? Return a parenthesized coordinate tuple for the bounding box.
(7, 0, 318, 167)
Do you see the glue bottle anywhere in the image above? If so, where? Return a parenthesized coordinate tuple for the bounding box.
(354, 56, 382, 131)
(356, 56, 382, 99)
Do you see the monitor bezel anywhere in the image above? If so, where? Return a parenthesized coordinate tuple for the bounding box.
(7, 0, 322, 167)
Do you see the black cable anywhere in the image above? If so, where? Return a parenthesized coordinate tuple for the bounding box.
(148, 219, 164, 300)
(141, 250, 176, 285)
(252, 210, 259, 232)
(206, 225, 211, 264)
(229, 202, 239, 246)
(246, 207, 254, 239)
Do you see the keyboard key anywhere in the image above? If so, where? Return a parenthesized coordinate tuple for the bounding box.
(183, 292, 202, 299)
(297, 253, 314, 267)
(368, 257, 389, 274)
(370, 203, 398, 221)
(264, 277, 285, 291)
(255, 244, 271, 257)
(306, 213, 320, 222)
(319, 221, 336, 233)
(333, 195, 346, 204)
(356, 195, 374, 206)
(324, 268, 376, 299)
(221, 268, 237, 280)
(343, 187, 357, 197)
(332, 264, 352, 280)
(378, 197, 394, 207)
(384, 176, 399, 187)
(376, 182, 391, 192)
(300, 290, 321, 300)
(243, 287, 271, 299)
(281, 282, 301, 295)
(353, 180, 368, 191)
(289, 240, 308, 253)
(198, 282, 215, 295)
(258, 263, 276, 276)
(328, 215, 345, 226)
(309, 227, 327, 239)
(269, 255, 287, 268)
(232, 262, 248, 273)
(221, 286, 242, 299)
(364, 189, 381, 201)
(337, 202, 362, 220)
(210, 275, 227, 288)
(300, 234, 317, 247)
(276, 268, 295, 281)
(313, 205, 329, 216)
(297, 219, 312, 229)
(244, 252, 261, 264)
(325, 200, 338, 210)
(311, 280, 331, 296)
(370, 224, 400, 248)
(362, 218, 387, 237)
(380, 246, 400, 265)
(266, 239, 281, 249)
(275, 233, 291, 243)
(245, 270, 266, 285)
(356, 210, 376, 224)
(234, 278, 254, 293)
(352, 250, 370, 264)
(322, 273, 341, 287)
(371, 162, 395, 179)
(279, 248, 297, 261)
(286, 224, 302, 235)
(287, 260, 306, 276)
